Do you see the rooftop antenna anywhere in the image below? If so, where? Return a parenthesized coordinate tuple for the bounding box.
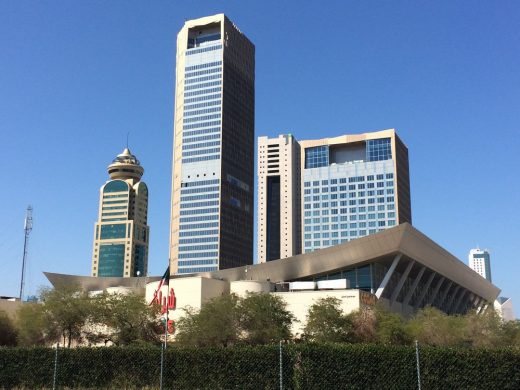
(19, 206, 33, 301)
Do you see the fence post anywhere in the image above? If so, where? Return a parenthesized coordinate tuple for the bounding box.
(159, 343, 165, 390)
(53, 343, 59, 390)
(415, 340, 421, 390)
(279, 340, 283, 390)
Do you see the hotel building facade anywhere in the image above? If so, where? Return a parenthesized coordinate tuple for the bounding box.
(169, 14, 255, 274)
(91, 148, 149, 277)
(258, 129, 411, 262)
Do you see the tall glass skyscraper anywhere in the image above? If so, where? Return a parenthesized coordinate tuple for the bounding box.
(170, 14, 255, 274)
(91, 148, 149, 277)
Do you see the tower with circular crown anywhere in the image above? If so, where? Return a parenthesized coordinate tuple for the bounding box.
(91, 148, 149, 277)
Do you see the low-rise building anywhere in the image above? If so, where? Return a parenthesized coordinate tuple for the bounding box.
(46, 223, 501, 337)
(494, 297, 515, 322)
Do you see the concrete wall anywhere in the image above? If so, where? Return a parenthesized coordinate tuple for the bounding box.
(0, 300, 23, 320)
(495, 298, 515, 321)
(146, 276, 229, 324)
(146, 277, 379, 338)
(273, 289, 364, 336)
(230, 280, 274, 297)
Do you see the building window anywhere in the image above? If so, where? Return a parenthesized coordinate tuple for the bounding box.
(98, 244, 125, 277)
(100, 224, 126, 240)
(305, 146, 329, 168)
(366, 138, 392, 161)
(103, 180, 129, 193)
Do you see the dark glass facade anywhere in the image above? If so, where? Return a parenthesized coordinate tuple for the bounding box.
(309, 264, 373, 292)
(266, 176, 281, 261)
(394, 135, 412, 224)
(104, 180, 129, 193)
(133, 244, 146, 277)
(98, 244, 125, 277)
(100, 224, 126, 240)
(218, 17, 255, 270)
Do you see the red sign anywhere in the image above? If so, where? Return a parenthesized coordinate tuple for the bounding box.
(167, 319, 175, 334)
(152, 287, 176, 334)
(152, 287, 176, 313)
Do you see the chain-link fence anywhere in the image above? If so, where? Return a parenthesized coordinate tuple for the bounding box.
(1, 342, 519, 389)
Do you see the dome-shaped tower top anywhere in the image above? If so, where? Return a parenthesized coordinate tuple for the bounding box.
(107, 148, 144, 182)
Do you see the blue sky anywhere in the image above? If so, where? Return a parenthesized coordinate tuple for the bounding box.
(1, 1, 519, 314)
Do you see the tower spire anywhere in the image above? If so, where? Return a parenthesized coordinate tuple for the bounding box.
(107, 147, 144, 183)
(19, 205, 33, 301)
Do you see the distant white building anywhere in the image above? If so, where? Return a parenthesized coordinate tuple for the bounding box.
(468, 248, 492, 282)
(494, 297, 515, 322)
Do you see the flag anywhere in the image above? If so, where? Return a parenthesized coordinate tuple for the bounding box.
(150, 266, 170, 305)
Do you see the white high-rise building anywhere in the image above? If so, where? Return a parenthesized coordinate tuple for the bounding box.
(258, 134, 301, 262)
(468, 248, 492, 282)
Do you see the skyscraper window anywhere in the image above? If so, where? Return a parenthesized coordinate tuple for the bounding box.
(367, 138, 392, 161)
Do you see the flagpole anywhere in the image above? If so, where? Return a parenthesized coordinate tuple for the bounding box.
(164, 295, 169, 349)
(157, 263, 170, 390)
(164, 264, 170, 349)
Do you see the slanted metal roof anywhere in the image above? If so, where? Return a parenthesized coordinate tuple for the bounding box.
(44, 273, 160, 292)
(196, 223, 500, 302)
(44, 223, 500, 304)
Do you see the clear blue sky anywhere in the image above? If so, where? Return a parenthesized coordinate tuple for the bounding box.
(1, 1, 519, 314)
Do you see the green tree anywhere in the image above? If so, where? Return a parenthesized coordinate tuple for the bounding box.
(375, 308, 412, 345)
(16, 302, 57, 346)
(175, 294, 240, 347)
(40, 284, 92, 347)
(303, 297, 355, 343)
(90, 292, 161, 346)
(0, 310, 17, 346)
(500, 319, 520, 347)
(350, 306, 377, 343)
(238, 293, 294, 344)
(462, 309, 503, 348)
(408, 306, 466, 347)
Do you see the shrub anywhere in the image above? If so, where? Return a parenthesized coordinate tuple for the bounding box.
(1, 344, 519, 389)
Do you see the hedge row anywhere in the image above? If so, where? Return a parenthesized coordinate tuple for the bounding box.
(1, 344, 519, 389)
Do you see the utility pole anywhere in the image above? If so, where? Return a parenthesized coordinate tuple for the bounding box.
(19, 206, 33, 301)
